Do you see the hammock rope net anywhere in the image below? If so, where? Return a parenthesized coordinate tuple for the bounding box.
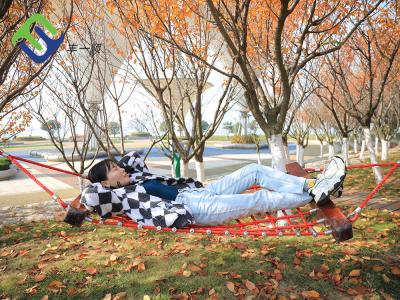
(1, 149, 399, 241)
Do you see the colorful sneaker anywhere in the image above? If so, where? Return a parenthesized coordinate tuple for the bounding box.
(309, 156, 346, 205)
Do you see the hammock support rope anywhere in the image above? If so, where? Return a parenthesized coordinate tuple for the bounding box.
(1, 149, 399, 242)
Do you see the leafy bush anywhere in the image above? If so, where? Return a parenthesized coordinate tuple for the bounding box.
(0, 158, 11, 171)
(230, 134, 258, 144)
(14, 136, 46, 141)
(126, 132, 152, 139)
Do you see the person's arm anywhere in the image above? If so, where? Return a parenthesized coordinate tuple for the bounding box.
(118, 151, 150, 174)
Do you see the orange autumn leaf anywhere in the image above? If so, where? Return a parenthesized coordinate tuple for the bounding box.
(34, 274, 46, 282)
(244, 279, 256, 290)
(226, 281, 235, 293)
(349, 269, 361, 277)
(301, 290, 320, 298)
(391, 266, 400, 276)
(137, 262, 146, 272)
(86, 267, 97, 275)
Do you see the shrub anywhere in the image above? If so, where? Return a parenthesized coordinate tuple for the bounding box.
(14, 136, 47, 141)
(230, 134, 258, 144)
(0, 158, 11, 171)
(126, 132, 152, 139)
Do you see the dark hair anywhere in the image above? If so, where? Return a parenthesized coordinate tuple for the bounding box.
(87, 159, 115, 183)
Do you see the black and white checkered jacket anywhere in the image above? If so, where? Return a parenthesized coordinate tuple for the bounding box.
(80, 151, 204, 228)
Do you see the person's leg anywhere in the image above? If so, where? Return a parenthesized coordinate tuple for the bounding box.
(176, 188, 312, 225)
(206, 163, 306, 195)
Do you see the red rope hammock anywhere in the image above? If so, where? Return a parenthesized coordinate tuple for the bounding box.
(1, 149, 398, 239)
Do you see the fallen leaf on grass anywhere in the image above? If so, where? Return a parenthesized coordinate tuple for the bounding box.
(112, 292, 127, 300)
(226, 281, 235, 293)
(343, 248, 359, 255)
(143, 296, 151, 300)
(103, 294, 112, 300)
(373, 266, 385, 272)
(301, 290, 320, 298)
(110, 254, 118, 262)
(391, 266, 400, 276)
(67, 287, 78, 296)
(34, 274, 46, 282)
(86, 267, 97, 275)
(182, 270, 191, 277)
(24, 284, 39, 295)
(137, 262, 146, 273)
(349, 269, 361, 277)
(18, 275, 28, 285)
(380, 291, 395, 300)
(244, 279, 256, 290)
(320, 263, 329, 272)
(188, 264, 202, 272)
(382, 274, 390, 283)
(19, 249, 30, 257)
(41, 295, 49, 300)
(47, 280, 66, 292)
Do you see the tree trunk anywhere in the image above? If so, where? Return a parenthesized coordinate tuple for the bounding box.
(353, 138, 358, 154)
(296, 145, 305, 167)
(342, 137, 349, 165)
(381, 139, 389, 161)
(282, 135, 290, 162)
(319, 142, 324, 158)
(171, 162, 176, 177)
(195, 161, 205, 182)
(78, 177, 85, 192)
(328, 143, 335, 160)
(359, 140, 366, 160)
(363, 127, 383, 182)
(296, 143, 305, 167)
(268, 134, 288, 172)
(256, 144, 262, 164)
(181, 160, 189, 177)
(374, 136, 379, 156)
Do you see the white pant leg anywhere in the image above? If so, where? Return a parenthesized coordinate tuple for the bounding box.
(176, 188, 312, 225)
(206, 163, 306, 195)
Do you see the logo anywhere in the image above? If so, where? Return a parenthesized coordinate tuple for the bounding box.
(12, 14, 65, 64)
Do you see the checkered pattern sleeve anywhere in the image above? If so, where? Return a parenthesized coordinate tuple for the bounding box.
(80, 183, 123, 218)
(117, 150, 203, 189)
(80, 182, 195, 228)
(118, 151, 149, 173)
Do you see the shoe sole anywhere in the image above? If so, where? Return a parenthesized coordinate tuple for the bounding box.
(313, 156, 347, 206)
(316, 173, 346, 206)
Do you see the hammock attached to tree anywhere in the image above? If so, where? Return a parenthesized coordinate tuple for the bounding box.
(1, 149, 399, 242)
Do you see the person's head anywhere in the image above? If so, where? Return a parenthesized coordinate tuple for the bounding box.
(87, 159, 130, 188)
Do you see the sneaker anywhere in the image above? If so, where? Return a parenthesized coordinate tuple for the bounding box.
(309, 156, 346, 205)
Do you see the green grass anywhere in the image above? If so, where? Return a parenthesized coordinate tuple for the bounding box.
(343, 149, 400, 198)
(0, 209, 399, 300)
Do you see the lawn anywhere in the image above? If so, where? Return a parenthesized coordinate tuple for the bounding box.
(0, 210, 399, 300)
(0, 148, 399, 300)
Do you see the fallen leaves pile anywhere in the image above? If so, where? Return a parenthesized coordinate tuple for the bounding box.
(0, 210, 399, 300)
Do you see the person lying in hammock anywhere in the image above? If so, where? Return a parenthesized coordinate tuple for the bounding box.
(78, 151, 346, 228)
